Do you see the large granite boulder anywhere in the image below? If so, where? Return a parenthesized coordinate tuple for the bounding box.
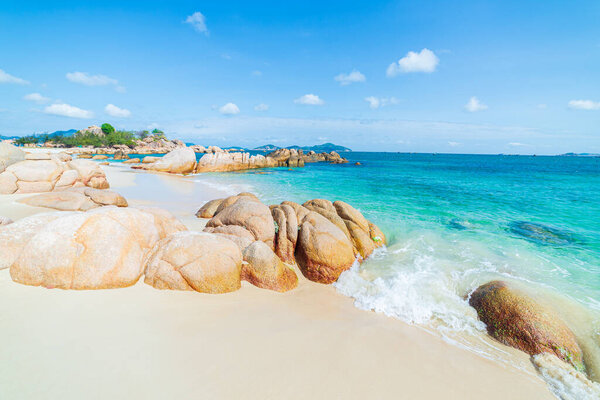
(469, 280, 584, 372)
(303, 199, 352, 240)
(67, 159, 109, 189)
(133, 147, 196, 174)
(242, 241, 298, 292)
(9, 207, 186, 289)
(0, 143, 25, 172)
(333, 200, 386, 258)
(195, 198, 224, 218)
(203, 225, 255, 252)
(144, 231, 242, 293)
(0, 213, 64, 270)
(18, 187, 127, 211)
(271, 204, 298, 264)
(206, 197, 275, 248)
(295, 211, 355, 284)
(195, 152, 277, 173)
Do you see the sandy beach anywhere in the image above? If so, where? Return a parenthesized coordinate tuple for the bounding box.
(0, 160, 555, 399)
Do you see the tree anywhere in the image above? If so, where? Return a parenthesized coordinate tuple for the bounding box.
(151, 128, 164, 134)
(136, 130, 149, 140)
(101, 123, 115, 135)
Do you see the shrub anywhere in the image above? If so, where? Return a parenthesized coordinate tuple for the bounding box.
(101, 123, 115, 135)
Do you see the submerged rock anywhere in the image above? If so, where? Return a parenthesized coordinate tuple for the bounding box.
(509, 221, 579, 246)
(242, 241, 298, 292)
(144, 231, 242, 293)
(469, 280, 584, 372)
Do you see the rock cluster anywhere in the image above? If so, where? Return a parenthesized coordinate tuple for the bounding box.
(197, 194, 386, 284)
(469, 280, 585, 372)
(0, 142, 25, 173)
(132, 147, 197, 174)
(0, 152, 109, 194)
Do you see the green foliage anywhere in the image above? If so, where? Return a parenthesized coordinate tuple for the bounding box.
(44, 130, 136, 148)
(14, 135, 39, 145)
(137, 130, 149, 140)
(101, 123, 115, 135)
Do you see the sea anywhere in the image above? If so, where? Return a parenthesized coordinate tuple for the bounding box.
(189, 151, 600, 399)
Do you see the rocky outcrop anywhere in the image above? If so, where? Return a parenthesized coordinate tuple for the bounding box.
(114, 150, 128, 160)
(469, 280, 584, 372)
(242, 241, 298, 292)
(0, 143, 25, 173)
(206, 197, 275, 248)
(18, 187, 127, 211)
(92, 155, 108, 160)
(295, 211, 356, 284)
(79, 125, 104, 136)
(271, 204, 298, 264)
(132, 147, 196, 174)
(195, 152, 277, 173)
(122, 158, 141, 164)
(0, 155, 109, 194)
(203, 225, 255, 252)
(9, 207, 186, 289)
(195, 198, 224, 218)
(144, 231, 242, 293)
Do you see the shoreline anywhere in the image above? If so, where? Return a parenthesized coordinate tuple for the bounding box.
(0, 159, 557, 399)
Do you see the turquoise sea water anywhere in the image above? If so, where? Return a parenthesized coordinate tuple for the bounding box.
(191, 152, 600, 390)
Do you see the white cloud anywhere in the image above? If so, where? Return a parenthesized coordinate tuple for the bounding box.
(44, 103, 93, 119)
(185, 12, 208, 35)
(66, 71, 119, 87)
(387, 48, 439, 77)
(105, 103, 131, 118)
(448, 141, 460, 147)
(254, 103, 269, 111)
(334, 70, 366, 86)
(568, 99, 600, 110)
(509, 142, 527, 147)
(465, 96, 488, 112)
(294, 94, 324, 105)
(23, 93, 50, 103)
(0, 69, 29, 84)
(219, 102, 240, 115)
(364, 96, 398, 109)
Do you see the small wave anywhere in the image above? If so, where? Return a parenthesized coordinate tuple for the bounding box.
(533, 353, 600, 400)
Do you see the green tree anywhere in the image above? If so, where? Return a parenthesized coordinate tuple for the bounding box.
(137, 130, 149, 140)
(101, 123, 115, 135)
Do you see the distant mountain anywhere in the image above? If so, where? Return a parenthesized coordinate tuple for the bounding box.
(254, 143, 352, 152)
(288, 143, 352, 152)
(560, 152, 600, 157)
(48, 129, 77, 137)
(0, 135, 19, 140)
(253, 144, 280, 151)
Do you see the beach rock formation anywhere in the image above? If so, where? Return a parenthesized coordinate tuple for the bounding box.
(113, 150, 128, 160)
(0, 155, 110, 194)
(271, 204, 298, 264)
(195, 198, 224, 218)
(295, 211, 356, 284)
(19, 187, 127, 211)
(469, 280, 584, 372)
(144, 231, 242, 293)
(242, 241, 298, 292)
(9, 207, 186, 289)
(92, 155, 108, 160)
(0, 143, 25, 173)
(123, 158, 140, 164)
(203, 225, 255, 252)
(195, 152, 277, 173)
(133, 147, 196, 174)
(205, 197, 275, 248)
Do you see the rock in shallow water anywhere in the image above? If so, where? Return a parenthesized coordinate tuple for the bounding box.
(509, 221, 580, 246)
(469, 280, 584, 372)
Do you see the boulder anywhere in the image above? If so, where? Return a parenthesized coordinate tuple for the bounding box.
(134, 147, 196, 174)
(92, 155, 109, 160)
(68, 159, 109, 189)
(303, 199, 351, 241)
(9, 207, 186, 289)
(25, 153, 51, 160)
(0, 213, 65, 270)
(0, 216, 14, 226)
(144, 231, 242, 293)
(114, 150, 129, 160)
(242, 241, 298, 292)
(281, 201, 310, 222)
(333, 200, 381, 258)
(195, 198, 224, 218)
(195, 152, 277, 173)
(123, 158, 141, 164)
(469, 281, 584, 371)
(206, 198, 275, 248)
(271, 204, 298, 264)
(0, 171, 18, 194)
(142, 156, 161, 163)
(0, 143, 25, 173)
(6, 159, 65, 182)
(295, 211, 355, 284)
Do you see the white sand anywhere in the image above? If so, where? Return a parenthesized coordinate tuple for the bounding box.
(0, 161, 555, 399)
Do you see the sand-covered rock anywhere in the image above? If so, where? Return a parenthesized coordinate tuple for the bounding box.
(18, 188, 128, 211)
(133, 147, 196, 174)
(9, 207, 186, 289)
(469, 280, 584, 371)
(206, 197, 275, 248)
(295, 211, 355, 284)
(242, 241, 298, 292)
(144, 231, 242, 293)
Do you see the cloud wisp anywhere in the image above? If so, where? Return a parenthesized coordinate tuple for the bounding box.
(294, 94, 324, 105)
(387, 48, 439, 77)
(185, 12, 208, 35)
(0, 69, 29, 84)
(465, 96, 488, 112)
(365, 96, 399, 109)
(334, 70, 366, 86)
(568, 100, 600, 110)
(24, 93, 50, 103)
(44, 103, 94, 119)
(105, 104, 131, 118)
(254, 103, 269, 111)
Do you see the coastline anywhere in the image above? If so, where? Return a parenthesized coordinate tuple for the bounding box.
(0, 160, 556, 399)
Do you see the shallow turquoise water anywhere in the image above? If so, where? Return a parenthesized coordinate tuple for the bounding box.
(192, 152, 600, 383)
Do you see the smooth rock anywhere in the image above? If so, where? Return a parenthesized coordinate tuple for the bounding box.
(135, 147, 196, 174)
(242, 241, 298, 292)
(195, 198, 224, 218)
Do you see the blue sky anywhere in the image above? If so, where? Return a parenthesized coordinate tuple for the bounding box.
(1, 0, 599, 153)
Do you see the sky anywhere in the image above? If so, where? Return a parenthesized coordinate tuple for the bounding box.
(1, 0, 599, 154)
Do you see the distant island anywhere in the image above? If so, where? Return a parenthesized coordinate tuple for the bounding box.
(254, 143, 352, 152)
(560, 152, 600, 157)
